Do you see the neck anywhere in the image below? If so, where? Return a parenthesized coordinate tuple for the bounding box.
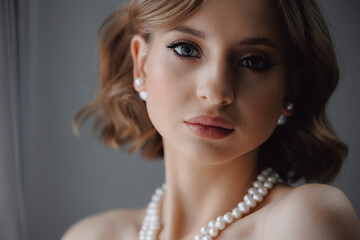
(159, 142, 259, 240)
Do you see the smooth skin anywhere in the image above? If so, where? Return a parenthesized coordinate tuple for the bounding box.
(62, 0, 360, 239)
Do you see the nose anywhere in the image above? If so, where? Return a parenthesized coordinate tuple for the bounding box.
(196, 59, 234, 106)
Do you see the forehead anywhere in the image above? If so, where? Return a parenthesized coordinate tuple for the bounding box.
(172, 0, 285, 47)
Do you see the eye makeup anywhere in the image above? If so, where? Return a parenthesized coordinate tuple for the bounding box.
(166, 38, 276, 72)
(167, 40, 201, 59)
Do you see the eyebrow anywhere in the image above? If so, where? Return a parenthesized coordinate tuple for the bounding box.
(172, 25, 279, 50)
(172, 26, 206, 39)
(239, 38, 279, 50)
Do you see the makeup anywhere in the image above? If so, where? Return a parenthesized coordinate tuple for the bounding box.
(185, 116, 234, 140)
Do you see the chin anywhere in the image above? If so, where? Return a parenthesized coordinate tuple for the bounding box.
(178, 139, 245, 165)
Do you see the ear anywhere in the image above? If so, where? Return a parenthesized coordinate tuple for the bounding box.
(280, 71, 299, 117)
(281, 88, 294, 117)
(131, 34, 149, 92)
(281, 65, 308, 118)
(281, 101, 294, 117)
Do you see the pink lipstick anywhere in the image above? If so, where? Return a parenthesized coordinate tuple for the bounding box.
(184, 116, 234, 140)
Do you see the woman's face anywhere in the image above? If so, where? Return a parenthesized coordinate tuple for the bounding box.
(133, 0, 292, 164)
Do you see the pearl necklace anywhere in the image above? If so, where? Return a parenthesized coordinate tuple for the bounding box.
(139, 168, 279, 240)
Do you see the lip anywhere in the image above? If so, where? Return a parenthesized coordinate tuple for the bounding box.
(184, 116, 234, 140)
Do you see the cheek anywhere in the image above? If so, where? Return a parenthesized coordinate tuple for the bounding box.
(237, 75, 286, 141)
(244, 69, 286, 117)
(146, 48, 186, 95)
(146, 65, 170, 127)
(251, 88, 283, 120)
(144, 50, 190, 133)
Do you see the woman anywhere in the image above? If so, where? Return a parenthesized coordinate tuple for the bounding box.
(63, 0, 360, 239)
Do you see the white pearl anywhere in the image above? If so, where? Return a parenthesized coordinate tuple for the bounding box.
(194, 234, 202, 240)
(244, 194, 252, 202)
(238, 202, 250, 214)
(215, 219, 226, 230)
(286, 102, 294, 111)
(267, 176, 277, 184)
(277, 115, 287, 125)
(209, 227, 219, 237)
(244, 194, 257, 207)
(148, 223, 160, 230)
(216, 216, 223, 222)
(203, 236, 213, 240)
(151, 195, 161, 202)
(258, 187, 268, 195)
(245, 198, 256, 208)
(135, 78, 143, 86)
(257, 174, 266, 181)
(146, 208, 157, 215)
(232, 207, 242, 219)
(149, 202, 159, 209)
(200, 226, 208, 235)
(248, 187, 258, 195)
(146, 229, 155, 236)
(208, 220, 216, 228)
(145, 215, 159, 221)
(252, 193, 263, 202)
(223, 212, 234, 224)
(264, 181, 273, 189)
(253, 180, 263, 188)
(261, 168, 271, 176)
(139, 91, 147, 101)
(155, 188, 164, 195)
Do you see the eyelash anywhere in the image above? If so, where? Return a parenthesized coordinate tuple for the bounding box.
(166, 40, 274, 71)
(238, 55, 274, 71)
(167, 40, 201, 59)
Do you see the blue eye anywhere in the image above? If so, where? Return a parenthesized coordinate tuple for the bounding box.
(239, 56, 272, 71)
(167, 41, 200, 58)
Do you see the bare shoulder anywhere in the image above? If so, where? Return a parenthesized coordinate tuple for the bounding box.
(61, 208, 145, 240)
(264, 184, 360, 239)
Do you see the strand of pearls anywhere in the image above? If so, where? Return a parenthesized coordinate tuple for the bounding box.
(139, 168, 279, 240)
(139, 183, 167, 240)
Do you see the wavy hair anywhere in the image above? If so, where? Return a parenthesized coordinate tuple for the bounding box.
(74, 0, 348, 183)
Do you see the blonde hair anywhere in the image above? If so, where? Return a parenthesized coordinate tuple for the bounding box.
(75, 0, 348, 183)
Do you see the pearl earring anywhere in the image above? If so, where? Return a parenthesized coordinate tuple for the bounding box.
(134, 78, 147, 101)
(277, 115, 287, 126)
(277, 102, 294, 126)
(139, 91, 147, 101)
(135, 78, 143, 86)
(286, 102, 294, 111)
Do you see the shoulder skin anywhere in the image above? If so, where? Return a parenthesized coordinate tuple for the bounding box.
(264, 183, 360, 240)
(61, 208, 144, 240)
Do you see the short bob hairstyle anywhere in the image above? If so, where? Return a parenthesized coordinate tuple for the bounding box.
(75, 0, 348, 184)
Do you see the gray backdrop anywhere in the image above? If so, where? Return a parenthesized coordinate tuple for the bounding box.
(24, 0, 360, 239)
